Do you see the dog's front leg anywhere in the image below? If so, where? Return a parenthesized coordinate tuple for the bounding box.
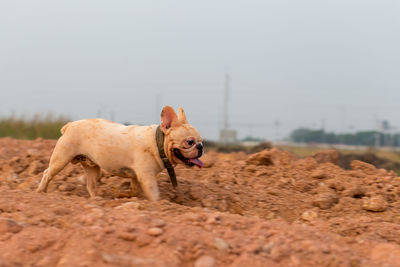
(136, 168, 160, 201)
(130, 177, 141, 197)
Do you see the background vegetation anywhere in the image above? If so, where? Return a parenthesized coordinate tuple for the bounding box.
(0, 115, 69, 140)
(290, 128, 400, 147)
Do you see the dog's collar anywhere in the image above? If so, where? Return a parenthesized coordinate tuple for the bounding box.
(156, 125, 178, 187)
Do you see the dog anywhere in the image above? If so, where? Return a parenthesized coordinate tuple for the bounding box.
(36, 106, 204, 201)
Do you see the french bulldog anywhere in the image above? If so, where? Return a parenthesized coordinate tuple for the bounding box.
(36, 106, 204, 201)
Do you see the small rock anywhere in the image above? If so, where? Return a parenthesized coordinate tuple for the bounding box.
(123, 225, 136, 233)
(246, 149, 272, 165)
(214, 237, 230, 250)
(27, 244, 41, 253)
(101, 253, 164, 267)
(136, 233, 152, 247)
(147, 227, 163, 236)
(262, 242, 274, 253)
(311, 170, 325, 179)
(58, 184, 76, 191)
(185, 213, 202, 222)
(206, 215, 220, 225)
(118, 232, 137, 242)
(301, 209, 318, 221)
(53, 207, 71, 216)
(0, 217, 23, 234)
(104, 227, 115, 234)
(152, 219, 166, 228)
(206, 217, 216, 224)
(246, 148, 295, 166)
(313, 192, 339, 209)
(194, 255, 216, 267)
(362, 195, 388, 212)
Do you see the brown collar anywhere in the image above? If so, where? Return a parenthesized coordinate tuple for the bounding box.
(156, 125, 178, 187)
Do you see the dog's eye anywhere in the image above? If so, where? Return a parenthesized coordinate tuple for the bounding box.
(186, 140, 195, 146)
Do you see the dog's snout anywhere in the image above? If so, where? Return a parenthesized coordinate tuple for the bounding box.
(196, 143, 203, 157)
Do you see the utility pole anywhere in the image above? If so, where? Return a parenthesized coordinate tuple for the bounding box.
(223, 73, 230, 129)
(321, 117, 326, 144)
(219, 73, 237, 143)
(375, 119, 381, 147)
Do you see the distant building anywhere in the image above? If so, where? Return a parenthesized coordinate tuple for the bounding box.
(219, 128, 237, 144)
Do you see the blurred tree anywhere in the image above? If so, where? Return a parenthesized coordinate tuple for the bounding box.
(290, 128, 398, 147)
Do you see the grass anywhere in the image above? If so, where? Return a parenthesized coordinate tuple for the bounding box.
(0, 114, 69, 140)
(368, 149, 400, 164)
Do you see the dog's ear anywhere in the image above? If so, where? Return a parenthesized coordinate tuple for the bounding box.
(161, 106, 179, 132)
(177, 107, 188, 124)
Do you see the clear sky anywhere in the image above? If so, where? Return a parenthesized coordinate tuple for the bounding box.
(1, 0, 399, 140)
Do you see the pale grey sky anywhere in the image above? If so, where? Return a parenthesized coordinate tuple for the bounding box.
(1, 0, 399, 140)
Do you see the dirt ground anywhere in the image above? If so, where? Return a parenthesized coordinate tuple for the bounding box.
(1, 138, 400, 266)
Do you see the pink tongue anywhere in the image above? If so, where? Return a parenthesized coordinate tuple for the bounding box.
(189, 158, 204, 168)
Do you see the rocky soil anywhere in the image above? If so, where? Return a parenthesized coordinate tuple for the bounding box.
(1, 138, 400, 266)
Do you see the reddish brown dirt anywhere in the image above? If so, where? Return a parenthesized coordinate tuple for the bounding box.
(1, 138, 400, 266)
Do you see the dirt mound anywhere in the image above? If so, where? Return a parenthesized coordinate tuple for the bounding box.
(1, 139, 400, 266)
(312, 149, 339, 165)
(338, 152, 400, 174)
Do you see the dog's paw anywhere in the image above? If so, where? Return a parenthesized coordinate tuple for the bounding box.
(36, 187, 46, 193)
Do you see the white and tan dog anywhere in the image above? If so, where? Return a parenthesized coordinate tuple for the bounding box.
(36, 106, 203, 201)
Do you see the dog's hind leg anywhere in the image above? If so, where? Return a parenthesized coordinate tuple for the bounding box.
(81, 163, 100, 198)
(37, 138, 76, 193)
(37, 157, 73, 193)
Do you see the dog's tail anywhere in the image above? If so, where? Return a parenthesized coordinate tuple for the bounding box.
(61, 122, 71, 135)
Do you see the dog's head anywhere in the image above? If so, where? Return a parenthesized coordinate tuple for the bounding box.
(160, 106, 204, 168)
